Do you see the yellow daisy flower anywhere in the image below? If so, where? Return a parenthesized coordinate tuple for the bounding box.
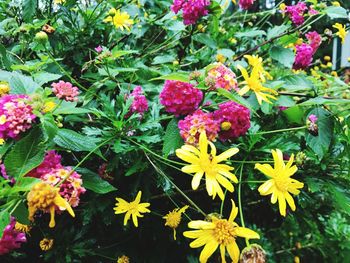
(176, 132, 239, 200)
(183, 200, 260, 263)
(104, 9, 134, 31)
(114, 191, 150, 227)
(27, 182, 75, 228)
(244, 55, 272, 82)
(332, 23, 347, 44)
(255, 149, 304, 217)
(237, 65, 278, 105)
(163, 205, 189, 240)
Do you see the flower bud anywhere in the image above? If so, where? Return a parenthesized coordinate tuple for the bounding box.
(35, 31, 48, 44)
(240, 244, 266, 263)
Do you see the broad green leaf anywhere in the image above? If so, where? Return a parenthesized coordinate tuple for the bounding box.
(325, 6, 348, 19)
(4, 128, 46, 179)
(152, 55, 176, 65)
(77, 168, 117, 194)
(0, 44, 11, 70)
(283, 106, 304, 124)
(125, 158, 148, 176)
(299, 97, 350, 106)
(269, 46, 295, 69)
(12, 201, 30, 225)
(217, 88, 254, 113)
(281, 74, 314, 92)
(111, 48, 138, 59)
(267, 25, 290, 40)
(305, 108, 334, 159)
(9, 72, 41, 94)
(162, 118, 183, 157)
(53, 101, 91, 115)
(193, 33, 217, 48)
(40, 114, 58, 141)
(151, 72, 189, 82)
(22, 0, 37, 22)
(0, 210, 10, 239)
(236, 30, 266, 38)
(13, 177, 41, 192)
(33, 72, 62, 86)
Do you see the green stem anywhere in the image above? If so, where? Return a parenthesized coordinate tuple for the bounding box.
(252, 126, 306, 136)
(238, 163, 249, 247)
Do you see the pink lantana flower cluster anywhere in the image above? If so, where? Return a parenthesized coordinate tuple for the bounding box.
(51, 81, 79, 102)
(0, 218, 26, 255)
(284, 2, 308, 26)
(293, 31, 321, 70)
(206, 63, 238, 91)
(178, 109, 220, 145)
(239, 0, 255, 10)
(213, 101, 250, 141)
(128, 86, 148, 117)
(171, 0, 210, 25)
(0, 94, 36, 140)
(160, 80, 203, 116)
(27, 150, 86, 208)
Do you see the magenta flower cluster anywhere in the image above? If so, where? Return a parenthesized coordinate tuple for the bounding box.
(284, 2, 308, 26)
(207, 63, 238, 91)
(171, 0, 210, 25)
(160, 80, 203, 116)
(0, 218, 26, 255)
(213, 101, 250, 141)
(293, 31, 321, 70)
(239, 0, 255, 10)
(51, 81, 79, 102)
(27, 150, 62, 178)
(0, 94, 36, 140)
(178, 109, 220, 145)
(129, 86, 148, 117)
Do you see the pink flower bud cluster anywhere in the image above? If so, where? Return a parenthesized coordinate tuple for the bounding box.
(207, 63, 238, 91)
(27, 150, 63, 178)
(171, 0, 210, 25)
(239, 0, 255, 10)
(0, 218, 26, 255)
(41, 168, 86, 208)
(178, 109, 220, 145)
(51, 81, 79, 102)
(0, 94, 36, 140)
(213, 101, 250, 141)
(160, 80, 203, 116)
(305, 31, 322, 54)
(129, 86, 148, 117)
(293, 31, 321, 70)
(284, 2, 308, 26)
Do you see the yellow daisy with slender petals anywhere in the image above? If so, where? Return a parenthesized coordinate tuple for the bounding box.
(244, 55, 272, 82)
(114, 191, 150, 227)
(176, 132, 239, 200)
(255, 149, 304, 217)
(183, 200, 260, 263)
(163, 205, 189, 240)
(332, 23, 347, 44)
(104, 9, 134, 31)
(27, 182, 75, 228)
(237, 65, 278, 105)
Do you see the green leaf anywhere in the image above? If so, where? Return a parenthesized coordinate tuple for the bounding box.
(53, 129, 102, 156)
(269, 46, 295, 68)
(12, 201, 30, 225)
(22, 0, 37, 22)
(40, 114, 58, 142)
(33, 72, 62, 86)
(111, 48, 138, 59)
(0, 210, 10, 239)
(162, 119, 183, 157)
(299, 97, 350, 106)
(53, 101, 91, 115)
(150, 72, 189, 82)
(283, 106, 304, 124)
(4, 128, 46, 179)
(125, 158, 148, 176)
(13, 177, 41, 192)
(305, 108, 334, 159)
(9, 72, 41, 94)
(325, 6, 348, 19)
(77, 168, 117, 194)
(152, 55, 176, 65)
(236, 30, 266, 38)
(0, 44, 11, 70)
(217, 88, 255, 113)
(193, 33, 217, 48)
(267, 25, 290, 40)
(281, 74, 314, 92)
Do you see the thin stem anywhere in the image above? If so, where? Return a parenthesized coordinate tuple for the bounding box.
(238, 163, 249, 247)
(252, 126, 306, 136)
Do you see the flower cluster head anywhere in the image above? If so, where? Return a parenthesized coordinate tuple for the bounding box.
(213, 101, 250, 141)
(163, 205, 189, 240)
(176, 132, 239, 200)
(284, 2, 308, 26)
(0, 82, 10, 96)
(178, 110, 220, 145)
(114, 191, 151, 227)
(293, 43, 314, 70)
(41, 168, 86, 208)
(27, 182, 75, 228)
(27, 150, 63, 178)
(255, 149, 304, 217)
(239, 0, 255, 10)
(128, 86, 148, 117)
(104, 8, 134, 31)
(0, 217, 27, 255)
(171, 0, 211, 25)
(160, 80, 203, 116)
(206, 63, 238, 91)
(51, 81, 79, 102)
(183, 200, 259, 263)
(307, 114, 318, 136)
(306, 31, 322, 53)
(0, 94, 36, 140)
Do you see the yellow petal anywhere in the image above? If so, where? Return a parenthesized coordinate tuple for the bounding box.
(238, 85, 250, 96)
(176, 149, 200, 164)
(235, 227, 260, 239)
(286, 154, 295, 169)
(182, 164, 201, 174)
(215, 148, 239, 163)
(216, 174, 234, 193)
(220, 244, 227, 263)
(54, 195, 75, 218)
(284, 191, 296, 211)
(199, 240, 219, 263)
(188, 220, 215, 230)
(132, 213, 139, 227)
(271, 188, 278, 204)
(183, 229, 204, 239)
(199, 132, 208, 154)
(228, 199, 238, 222)
(255, 163, 274, 178)
(192, 171, 204, 190)
(237, 65, 249, 80)
(124, 211, 131, 225)
(227, 241, 240, 263)
(182, 144, 200, 155)
(258, 179, 274, 195)
(189, 232, 212, 248)
(135, 191, 142, 203)
(49, 206, 56, 228)
(278, 191, 287, 216)
(272, 149, 284, 171)
(218, 169, 238, 183)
